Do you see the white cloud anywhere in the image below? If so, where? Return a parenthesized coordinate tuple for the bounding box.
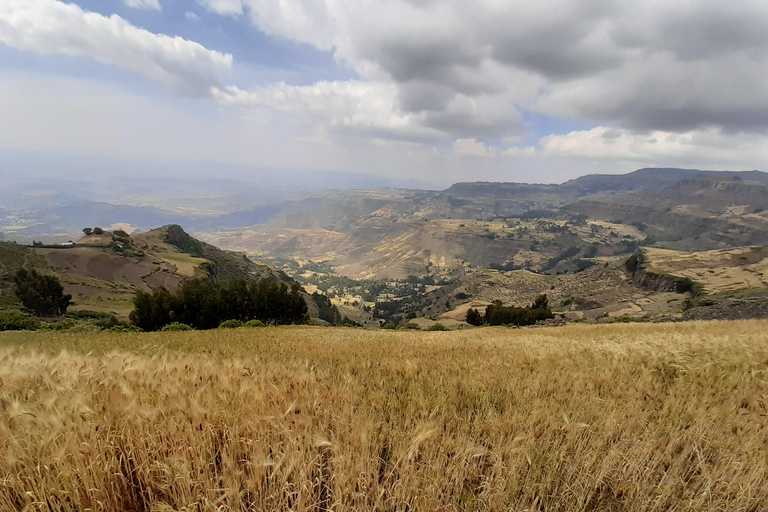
(123, 0, 161, 11)
(212, 79, 528, 142)
(196, 0, 245, 17)
(212, 82, 439, 139)
(540, 126, 768, 167)
(6, 0, 768, 181)
(453, 139, 492, 158)
(0, 0, 232, 92)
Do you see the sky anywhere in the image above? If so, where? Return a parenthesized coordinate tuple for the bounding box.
(2, 0, 768, 187)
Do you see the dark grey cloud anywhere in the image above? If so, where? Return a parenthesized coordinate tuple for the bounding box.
(206, 0, 768, 139)
(540, 52, 768, 133)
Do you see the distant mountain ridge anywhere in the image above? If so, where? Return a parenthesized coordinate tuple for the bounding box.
(447, 168, 768, 197)
(3, 167, 766, 241)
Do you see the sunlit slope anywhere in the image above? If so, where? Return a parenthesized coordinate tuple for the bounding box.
(642, 246, 768, 294)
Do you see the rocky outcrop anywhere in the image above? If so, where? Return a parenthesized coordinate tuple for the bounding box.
(626, 249, 699, 294)
(631, 269, 686, 293)
(683, 297, 768, 321)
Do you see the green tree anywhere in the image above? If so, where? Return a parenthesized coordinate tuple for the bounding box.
(466, 308, 483, 326)
(532, 294, 549, 310)
(13, 268, 72, 317)
(129, 278, 309, 331)
(483, 298, 554, 327)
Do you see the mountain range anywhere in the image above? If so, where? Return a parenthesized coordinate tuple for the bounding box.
(2, 167, 768, 328)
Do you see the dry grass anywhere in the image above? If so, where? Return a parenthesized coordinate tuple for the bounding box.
(643, 246, 768, 294)
(1, 321, 768, 511)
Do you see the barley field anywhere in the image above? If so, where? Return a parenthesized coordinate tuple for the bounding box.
(1, 321, 768, 511)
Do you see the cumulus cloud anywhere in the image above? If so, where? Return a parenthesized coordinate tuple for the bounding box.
(0, 0, 232, 92)
(123, 0, 161, 11)
(212, 81, 527, 141)
(196, 0, 768, 141)
(453, 139, 492, 158)
(212, 81, 438, 140)
(212, 75, 527, 141)
(8, 0, 768, 172)
(540, 126, 768, 167)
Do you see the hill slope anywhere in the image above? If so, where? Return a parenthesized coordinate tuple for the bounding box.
(1, 226, 329, 321)
(202, 168, 768, 280)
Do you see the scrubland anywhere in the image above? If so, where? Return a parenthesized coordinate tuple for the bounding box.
(1, 321, 768, 511)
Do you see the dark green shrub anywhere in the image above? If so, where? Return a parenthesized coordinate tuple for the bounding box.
(65, 310, 113, 320)
(219, 319, 243, 329)
(466, 308, 483, 326)
(531, 294, 549, 310)
(583, 244, 599, 258)
(381, 322, 396, 330)
(426, 323, 449, 331)
(109, 324, 143, 333)
(676, 277, 703, 295)
(41, 319, 77, 331)
(161, 322, 193, 332)
(65, 310, 119, 329)
(483, 296, 554, 327)
(13, 268, 71, 316)
(396, 322, 421, 330)
(0, 310, 40, 331)
(341, 316, 362, 327)
(244, 320, 265, 327)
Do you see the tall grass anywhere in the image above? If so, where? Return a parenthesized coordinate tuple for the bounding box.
(1, 321, 767, 511)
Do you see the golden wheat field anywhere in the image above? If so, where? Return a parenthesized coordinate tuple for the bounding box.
(2, 322, 768, 511)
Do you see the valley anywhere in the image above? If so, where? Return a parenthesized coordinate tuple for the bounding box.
(2, 167, 768, 330)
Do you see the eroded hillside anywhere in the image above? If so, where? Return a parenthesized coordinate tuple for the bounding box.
(200, 169, 768, 282)
(1, 226, 331, 321)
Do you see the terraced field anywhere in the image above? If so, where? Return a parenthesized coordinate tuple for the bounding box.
(642, 246, 768, 294)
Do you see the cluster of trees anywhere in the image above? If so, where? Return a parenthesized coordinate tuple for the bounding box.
(466, 294, 554, 327)
(129, 278, 308, 331)
(13, 268, 71, 316)
(312, 292, 342, 325)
